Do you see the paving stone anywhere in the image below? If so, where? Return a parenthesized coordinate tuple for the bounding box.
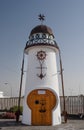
(0, 119, 84, 130)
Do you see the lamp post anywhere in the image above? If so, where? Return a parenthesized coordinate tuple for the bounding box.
(4, 83, 12, 97)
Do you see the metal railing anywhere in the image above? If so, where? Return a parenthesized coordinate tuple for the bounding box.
(0, 96, 84, 115)
(60, 95, 84, 115)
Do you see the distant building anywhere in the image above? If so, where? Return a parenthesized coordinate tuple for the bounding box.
(0, 91, 4, 98)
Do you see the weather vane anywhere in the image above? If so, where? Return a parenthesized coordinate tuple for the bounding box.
(38, 14, 45, 24)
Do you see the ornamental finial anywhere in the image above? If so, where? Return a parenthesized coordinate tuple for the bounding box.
(38, 14, 45, 24)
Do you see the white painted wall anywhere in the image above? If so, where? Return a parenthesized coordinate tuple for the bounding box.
(22, 46, 61, 125)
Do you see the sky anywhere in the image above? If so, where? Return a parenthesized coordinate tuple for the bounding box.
(0, 0, 84, 97)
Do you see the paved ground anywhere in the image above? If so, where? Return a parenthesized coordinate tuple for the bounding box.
(0, 119, 84, 130)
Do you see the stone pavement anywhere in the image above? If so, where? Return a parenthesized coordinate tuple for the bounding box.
(0, 119, 84, 130)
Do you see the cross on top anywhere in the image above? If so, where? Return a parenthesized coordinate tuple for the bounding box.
(38, 14, 45, 24)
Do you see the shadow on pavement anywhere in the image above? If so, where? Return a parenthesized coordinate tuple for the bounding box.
(0, 119, 27, 127)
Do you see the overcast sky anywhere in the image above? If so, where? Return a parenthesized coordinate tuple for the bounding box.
(0, 0, 84, 96)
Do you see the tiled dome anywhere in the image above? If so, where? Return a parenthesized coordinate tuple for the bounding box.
(30, 25, 54, 37)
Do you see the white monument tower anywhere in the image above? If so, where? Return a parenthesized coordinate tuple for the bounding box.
(22, 15, 61, 125)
